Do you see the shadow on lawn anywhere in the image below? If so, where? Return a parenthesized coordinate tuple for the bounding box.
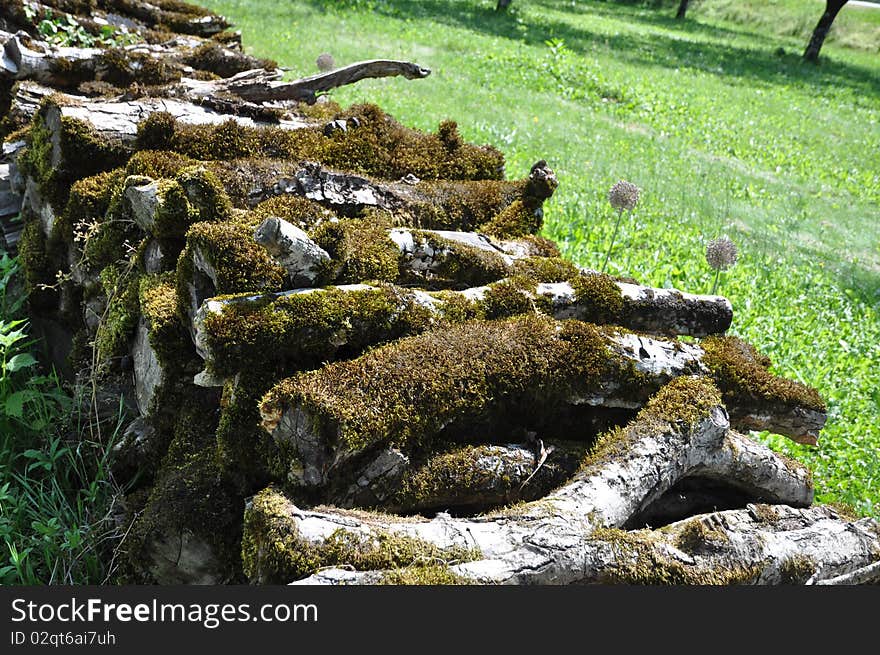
(303, 0, 879, 100)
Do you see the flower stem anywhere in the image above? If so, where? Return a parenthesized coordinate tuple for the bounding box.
(601, 209, 624, 274)
(711, 269, 721, 295)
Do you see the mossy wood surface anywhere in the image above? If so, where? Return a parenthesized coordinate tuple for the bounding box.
(2, 0, 874, 586)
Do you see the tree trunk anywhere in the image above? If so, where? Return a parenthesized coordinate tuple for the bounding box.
(191, 277, 735, 382)
(188, 59, 431, 105)
(676, 0, 690, 20)
(259, 317, 823, 489)
(804, 0, 848, 62)
(242, 381, 872, 585)
(330, 440, 588, 513)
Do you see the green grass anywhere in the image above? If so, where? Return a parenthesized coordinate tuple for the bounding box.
(690, 0, 880, 53)
(201, 0, 880, 518)
(0, 254, 127, 584)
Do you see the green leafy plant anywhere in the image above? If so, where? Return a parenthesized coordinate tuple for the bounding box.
(26, 6, 140, 48)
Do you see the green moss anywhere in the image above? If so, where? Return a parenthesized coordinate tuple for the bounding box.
(261, 315, 622, 456)
(17, 221, 48, 292)
(151, 166, 233, 240)
(591, 527, 760, 585)
(388, 441, 583, 513)
(701, 335, 826, 413)
(481, 199, 541, 237)
(431, 290, 482, 323)
(581, 376, 722, 472)
(124, 149, 197, 179)
(57, 168, 126, 246)
(568, 272, 626, 323)
(78, 177, 141, 272)
(409, 179, 525, 233)
(202, 284, 435, 378)
(778, 554, 816, 584)
(379, 566, 473, 585)
(179, 216, 285, 297)
(511, 256, 580, 283)
(214, 370, 280, 488)
(241, 487, 479, 583)
(127, 392, 243, 583)
(478, 277, 536, 319)
(139, 273, 195, 374)
(20, 106, 128, 210)
(94, 264, 141, 362)
(134, 105, 504, 181)
(250, 195, 336, 229)
(312, 218, 399, 284)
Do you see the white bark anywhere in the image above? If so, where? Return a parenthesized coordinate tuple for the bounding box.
(252, 216, 330, 287)
(243, 398, 874, 585)
(245, 393, 874, 585)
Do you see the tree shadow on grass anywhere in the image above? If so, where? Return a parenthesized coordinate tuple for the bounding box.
(303, 0, 879, 100)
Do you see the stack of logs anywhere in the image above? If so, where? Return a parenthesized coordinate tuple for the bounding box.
(2, 0, 878, 585)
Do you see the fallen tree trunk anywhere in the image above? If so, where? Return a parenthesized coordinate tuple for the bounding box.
(184, 59, 431, 105)
(216, 160, 556, 236)
(0, 29, 273, 88)
(244, 378, 865, 585)
(259, 316, 823, 490)
(191, 276, 734, 382)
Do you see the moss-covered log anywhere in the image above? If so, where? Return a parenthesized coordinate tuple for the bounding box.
(331, 440, 588, 514)
(192, 275, 735, 385)
(214, 159, 555, 237)
(259, 315, 824, 488)
(245, 377, 862, 584)
(0, 29, 275, 89)
(134, 105, 505, 182)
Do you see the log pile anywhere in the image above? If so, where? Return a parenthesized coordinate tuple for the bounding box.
(2, 0, 877, 585)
